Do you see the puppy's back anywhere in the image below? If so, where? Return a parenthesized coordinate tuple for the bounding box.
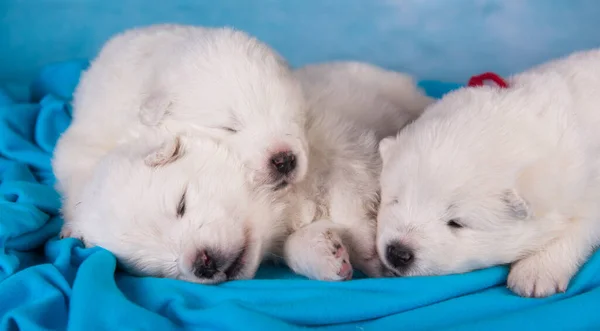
(294, 62, 432, 140)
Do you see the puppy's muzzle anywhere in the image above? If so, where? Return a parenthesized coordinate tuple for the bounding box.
(192, 248, 246, 280)
(192, 251, 219, 278)
(270, 151, 296, 175)
(385, 242, 415, 273)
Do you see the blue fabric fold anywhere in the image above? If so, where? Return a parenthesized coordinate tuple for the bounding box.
(0, 61, 598, 331)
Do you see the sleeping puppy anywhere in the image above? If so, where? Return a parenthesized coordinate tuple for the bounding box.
(53, 24, 308, 236)
(66, 133, 287, 283)
(55, 51, 431, 282)
(376, 49, 600, 297)
(294, 62, 428, 141)
(282, 62, 432, 280)
(53, 24, 305, 284)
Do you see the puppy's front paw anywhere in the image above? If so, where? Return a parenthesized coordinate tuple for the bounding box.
(59, 225, 73, 239)
(325, 236, 354, 281)
(507, 255, 572, 298)
(285, 227, 353, 281)
(59, 223, 86, 245)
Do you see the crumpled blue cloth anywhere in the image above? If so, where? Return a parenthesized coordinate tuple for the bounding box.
(1, 61, 599, 331)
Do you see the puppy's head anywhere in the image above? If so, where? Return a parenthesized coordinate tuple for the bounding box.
(375, 88, 567, 277)
(139, 28, 309, 191)
(69, 134, 286, 284)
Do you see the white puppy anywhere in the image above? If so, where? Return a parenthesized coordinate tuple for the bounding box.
(377, 49, 600, 297)
(283, 62, 432, 280)
(294, 62, 429, 141)
(53, 25, 304, 283)
(53, 24, 308, 234)
(55, 46, 430, 283)
(68, 133, 287, 283)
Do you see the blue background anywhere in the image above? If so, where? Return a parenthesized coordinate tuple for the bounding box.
(3, 2, 600, 329)
(2, 0, 600, 90)
(2, 59, 600, 331)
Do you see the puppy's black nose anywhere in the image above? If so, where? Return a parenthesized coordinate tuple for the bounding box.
(270, 152, 296, 175)
(193, 251, 218, 278)
(386, 242, 414, 270)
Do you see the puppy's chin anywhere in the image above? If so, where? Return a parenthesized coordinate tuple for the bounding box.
(379, 257, 427, 278)
(388, 268, 412, 277)
(174, 243, 262, 284)
(223, 244, 250, 280)
(227, 242, 266, 281)
(273, 179, 289, 191)
(176, 265, 254, 285)
(225, 263, 258, 282)
(388, 263, 475, 278)
(177, 272, 227, 285)
(386, 266, 425, 278)
(267, 171, 301, 191)
(249, 171, 290, 192)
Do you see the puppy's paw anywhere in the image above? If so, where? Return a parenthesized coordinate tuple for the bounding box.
(285, 227, 353, 281)
(507, 255, 572, 298)
(59, 225, 73, 239)
(59, 224, 86, 245)
(325, 236, 354, 281)
(306, 229, 354, 281)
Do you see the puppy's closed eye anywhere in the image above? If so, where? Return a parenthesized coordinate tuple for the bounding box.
(447, 219, 464, 229)
(177, 192, 186, 218)
(221, 127, 238, 133)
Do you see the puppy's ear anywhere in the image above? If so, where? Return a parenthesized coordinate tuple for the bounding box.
(144, 136, 184, 167)
(378, 135, 397, 161)
(139, 92, 172, 126)
(502, 189, 531, 220)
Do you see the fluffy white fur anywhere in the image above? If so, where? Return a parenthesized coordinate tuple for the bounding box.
(377, 48, 600, 297)
(283, 62, 432, 280)
(68, 133, 287, 283)
(53, 25, 432, 283)
(294, 62, 429, 141)
(53, 24, 308, 231)
(53, 24, 305, 283)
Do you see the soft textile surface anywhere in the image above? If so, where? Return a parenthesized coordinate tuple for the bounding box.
(1, 62, 599, 331)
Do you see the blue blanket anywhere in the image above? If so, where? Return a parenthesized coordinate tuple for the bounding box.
(1, 62, 599, 331)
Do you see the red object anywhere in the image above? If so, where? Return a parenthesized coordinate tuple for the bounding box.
(467, 72, 509, 88)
